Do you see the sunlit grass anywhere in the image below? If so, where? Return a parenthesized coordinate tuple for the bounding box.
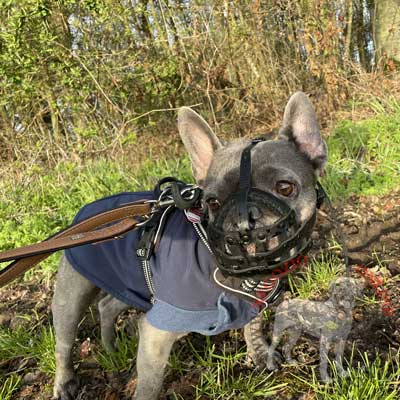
(294, 350, 400, 400)
(96, 328, 138, 373)
(288, 254, 345, 299)
(188, 339, 287, 399)
(0, 325, 56, 375)
(323, 109, 400, 200)
(0, 375, 21, 400)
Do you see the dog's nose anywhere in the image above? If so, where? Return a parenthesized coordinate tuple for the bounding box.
(249, 206, 262, 221)
(248, 206, 262, 229)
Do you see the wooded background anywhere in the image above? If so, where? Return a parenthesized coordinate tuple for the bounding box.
(0, 0, 399, 162)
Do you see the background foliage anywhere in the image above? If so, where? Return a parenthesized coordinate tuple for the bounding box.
(1, 0, 399, 163)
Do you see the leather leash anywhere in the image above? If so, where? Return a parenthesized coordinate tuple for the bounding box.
(0, 201, 152, 288)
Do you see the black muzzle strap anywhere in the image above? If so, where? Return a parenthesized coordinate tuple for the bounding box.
(236, 139, 265, 233)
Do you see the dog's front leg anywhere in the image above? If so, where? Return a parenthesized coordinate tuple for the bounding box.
(244, 312, 270, 367)
(244, 311, 283, 370)
(134, 316, 187, 400)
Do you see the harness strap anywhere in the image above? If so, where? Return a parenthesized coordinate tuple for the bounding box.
(0, 201, 152, 288)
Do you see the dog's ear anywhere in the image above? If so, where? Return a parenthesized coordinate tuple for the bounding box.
(279, 92, 327, 176)
(178, 107, 222, 184)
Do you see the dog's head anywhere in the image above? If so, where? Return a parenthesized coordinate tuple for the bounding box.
(177, 92, 327, 277)
(329, 277, 365, 310)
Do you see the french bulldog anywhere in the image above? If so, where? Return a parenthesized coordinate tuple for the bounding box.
(51, 91, 327, 400)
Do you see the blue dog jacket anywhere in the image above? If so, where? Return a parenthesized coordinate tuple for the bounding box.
(65, 191, 259, 335)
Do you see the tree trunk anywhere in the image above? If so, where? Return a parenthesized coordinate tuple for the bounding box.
(374, 0, 400, 64)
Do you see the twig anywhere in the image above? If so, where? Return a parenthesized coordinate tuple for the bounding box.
(125, 104, 203, 124)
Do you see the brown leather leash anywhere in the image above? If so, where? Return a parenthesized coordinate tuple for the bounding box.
(0, 201, 152, 288)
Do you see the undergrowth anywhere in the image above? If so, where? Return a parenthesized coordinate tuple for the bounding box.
(323, 103, 400, 200)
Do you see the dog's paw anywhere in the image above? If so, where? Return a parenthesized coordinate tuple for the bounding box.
(266, 350, 283, 371)
(53, 377, 80, 400)
(245, 351, 267, 368)
(246, 349, 283, 371)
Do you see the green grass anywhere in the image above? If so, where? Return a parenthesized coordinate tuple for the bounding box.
(288, 254, 345, 299)
(322, 108, 400, 200)
(189, 340, 287, 399)
(0, 325, 56, 375)
(0, 375, 21, 400)
(96, 328, 138, 372)
(296, 350, 400, 400)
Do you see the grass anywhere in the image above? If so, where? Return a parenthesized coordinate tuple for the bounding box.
(0, 375, 21, 400)
(96, 327, 138, 372)
(0, 325, 56, 376)
(288, 254, 345, 299)
(189, 340, 287, 399)
(322, 106, 400, 200)
(296, 350, 400, 400)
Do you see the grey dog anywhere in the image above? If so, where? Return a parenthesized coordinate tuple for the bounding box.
(51, 92, 327, 400)
(267, 277, 364, 381)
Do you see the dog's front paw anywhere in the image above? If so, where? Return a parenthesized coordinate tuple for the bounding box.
(245, 350, 268, 369)
(246, 347, 283, 370)
(53, 377, 80, 400)
(265, 350, 283, 371)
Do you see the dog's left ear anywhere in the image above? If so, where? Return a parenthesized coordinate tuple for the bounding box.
(279, 92, 327, 176)
(178, 107, 222, 185)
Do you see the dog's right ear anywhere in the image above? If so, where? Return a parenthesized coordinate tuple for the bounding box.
(178, 107, 222, 185)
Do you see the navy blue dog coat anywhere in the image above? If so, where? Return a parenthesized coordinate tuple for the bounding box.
(65, 191, 259, 335)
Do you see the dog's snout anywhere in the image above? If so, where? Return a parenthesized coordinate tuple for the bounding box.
(249, 206, 262, 221)
(248, 206, 263, 229)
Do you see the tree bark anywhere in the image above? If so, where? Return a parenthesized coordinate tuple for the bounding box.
(374, 0, 400, 64)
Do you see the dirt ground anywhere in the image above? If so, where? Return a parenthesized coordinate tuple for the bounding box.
(1, 192, 400, 399)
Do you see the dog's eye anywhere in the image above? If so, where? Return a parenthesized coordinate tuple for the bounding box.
(206, 198, 221, 211)
(275, 181, 295, 197)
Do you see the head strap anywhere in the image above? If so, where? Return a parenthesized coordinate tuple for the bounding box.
(236, 138, 265, 233)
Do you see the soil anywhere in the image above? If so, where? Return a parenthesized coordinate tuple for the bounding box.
(1, 192, 400, 399)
